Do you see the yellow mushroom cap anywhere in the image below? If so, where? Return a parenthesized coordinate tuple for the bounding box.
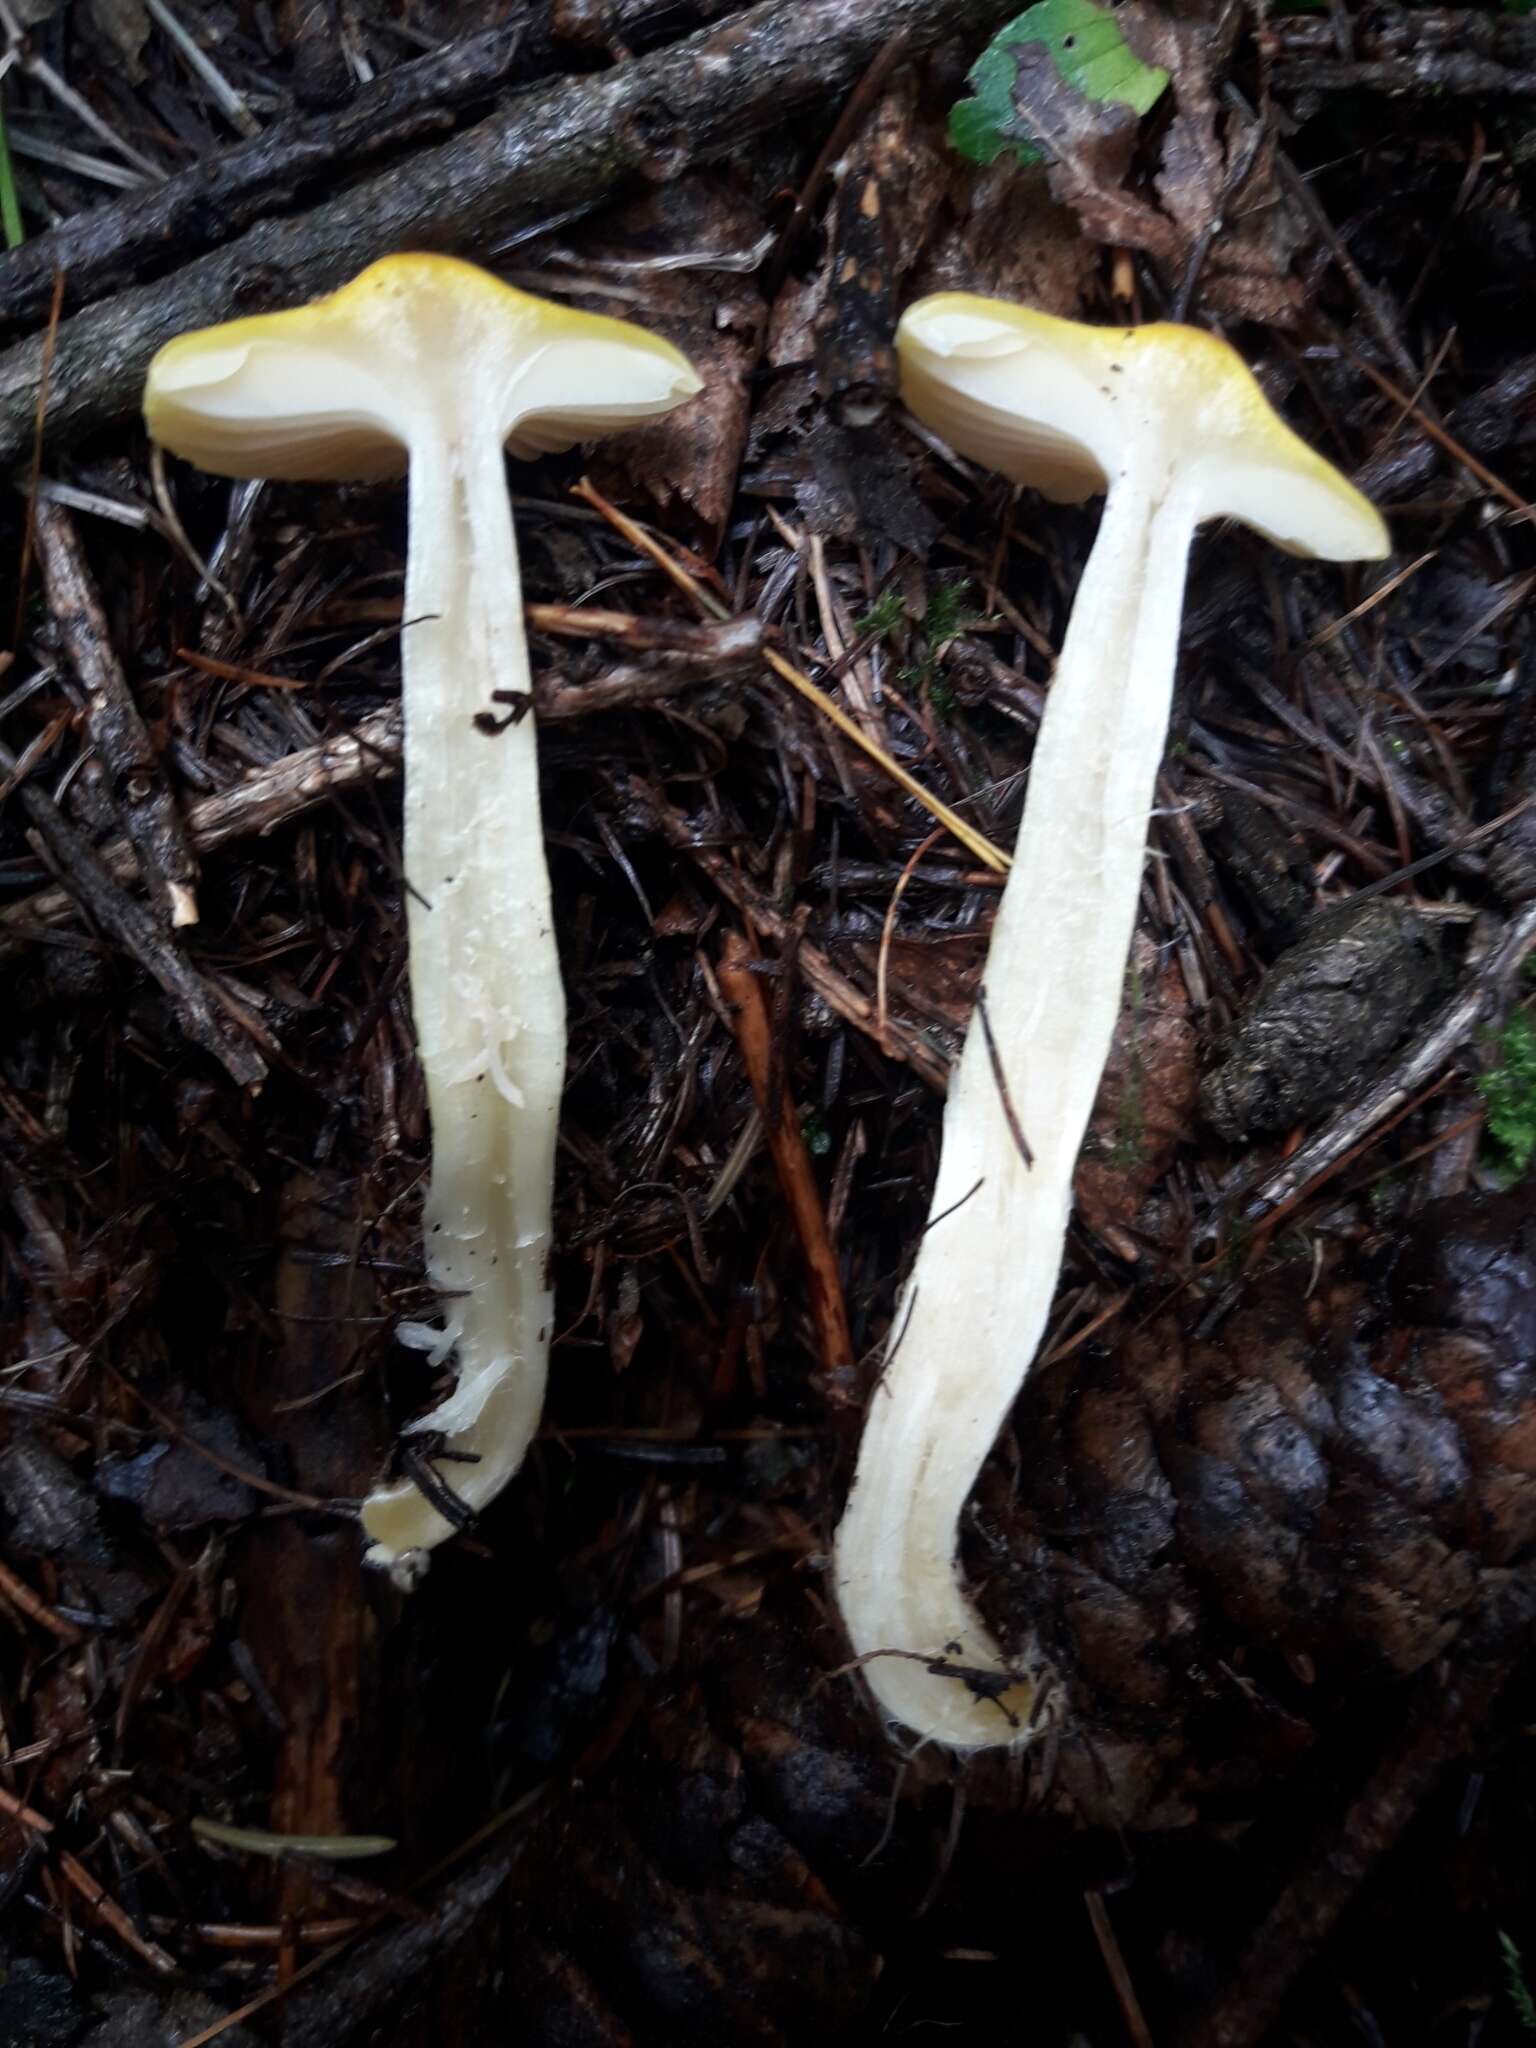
(897, 292, 1389, 563)
(144, 252, 702, 482)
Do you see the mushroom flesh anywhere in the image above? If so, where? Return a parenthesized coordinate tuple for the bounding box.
(832, 295, 1390, 1749)
(145, 254, 700, 1576)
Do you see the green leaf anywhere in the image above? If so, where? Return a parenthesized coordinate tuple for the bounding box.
(949, 0, 1169, 166)
(949, 39, 1043, 165)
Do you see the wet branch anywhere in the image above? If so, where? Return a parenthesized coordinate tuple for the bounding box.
(0, 0, 1022, 470)
(0, 2, 746, 337)
(33, 499, 200, 929)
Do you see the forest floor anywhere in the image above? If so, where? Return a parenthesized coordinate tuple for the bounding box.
(3, 2, 1536, 2044)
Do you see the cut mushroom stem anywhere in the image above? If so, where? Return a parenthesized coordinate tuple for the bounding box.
(833, 296, 1390, 1750)
(144, 255, 699, 1574)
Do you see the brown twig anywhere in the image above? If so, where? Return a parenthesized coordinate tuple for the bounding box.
(0, 1781, 54, 1837)
(717, 929, 857, 1406)
(0, 5, 765, 338)
(0, 1555, 85, 1644)
(573, 476, 1009, 872)
(56, 1848, 178, 1975)
(1085, 1890, 1157, 2048)
(1340, 342, 1536, 522)
(635, 777, 951, 1092)
(1, 617, 763, 949)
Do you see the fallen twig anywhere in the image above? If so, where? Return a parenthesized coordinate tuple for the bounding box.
(1355, 350, 1536, 504)
(717, 928, 858, 1406)
(635, 777, 952, 1092)
(1267, 7, 1536, 97)
(33, 497, 200, 927)
(572, 475, 1009, 872)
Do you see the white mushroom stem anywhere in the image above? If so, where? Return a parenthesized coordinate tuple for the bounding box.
(359, 431, 564, 1568)
(833, 459, 1197, 1750)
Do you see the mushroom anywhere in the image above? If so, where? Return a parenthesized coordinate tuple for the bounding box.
(833, 294, 1389, 1749)
(144, 254, 700, 1576)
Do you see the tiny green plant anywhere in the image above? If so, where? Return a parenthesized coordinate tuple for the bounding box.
(1479, 1010, 1536, 1181)
(949, 0, 1169, 169)
(1500, 1931, 1536, 2033)
(897, 578, 977, 711)
(923, 578, 973, 649)
(856, 586, 906, 640)
(0, 95, 24, 251)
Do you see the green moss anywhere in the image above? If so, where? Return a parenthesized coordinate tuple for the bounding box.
(856, 587, 906, 640)
(1479, 1011, 1536, 1181)
(923, 577, 973, 648)
(1501, 1931, 1536, 2033)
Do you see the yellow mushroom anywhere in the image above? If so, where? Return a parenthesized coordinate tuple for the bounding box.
(146, 254, 700, 1580)
(833, 295, 1388, 1750)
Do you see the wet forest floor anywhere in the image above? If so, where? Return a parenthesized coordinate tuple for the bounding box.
(4, 2, 1536, 2044)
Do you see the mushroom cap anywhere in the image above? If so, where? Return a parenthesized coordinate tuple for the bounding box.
(897, 292, 1390, 562)
(144, 253, 702, 482)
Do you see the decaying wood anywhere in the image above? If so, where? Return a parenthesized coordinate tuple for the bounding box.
(1237, 898, 1536, 1222)
(0, 1, 746, 338)
(0, 0, 1022, 471)
(32, 498, 200, 929)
